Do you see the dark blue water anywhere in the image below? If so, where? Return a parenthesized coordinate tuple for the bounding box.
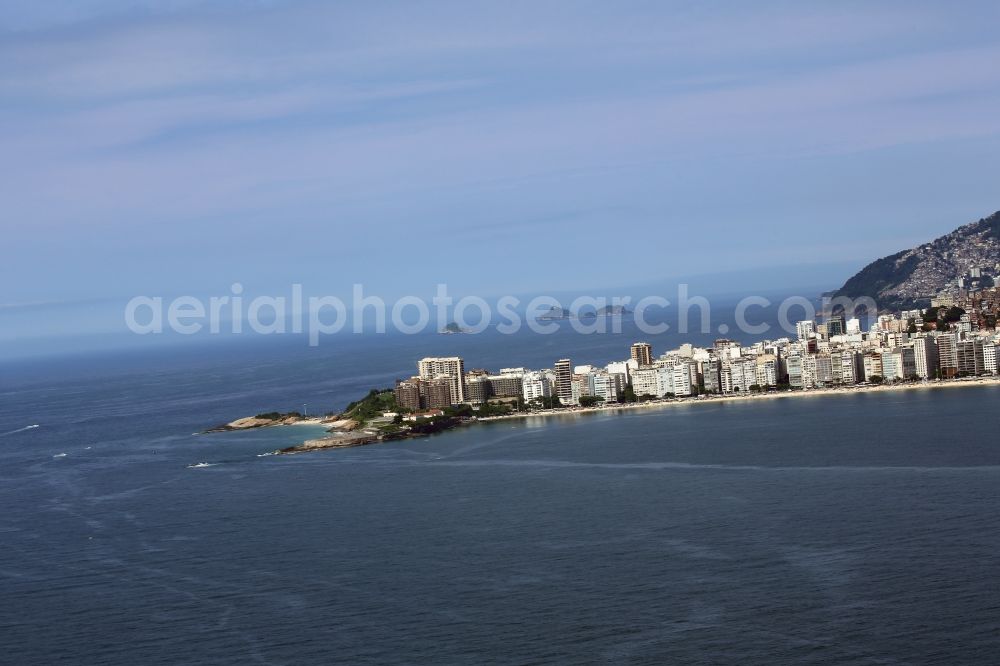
(2, 327, 1000, 664)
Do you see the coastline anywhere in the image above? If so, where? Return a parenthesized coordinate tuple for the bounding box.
(222, 376, 1000, 456)
(475, 376, 1000, 423)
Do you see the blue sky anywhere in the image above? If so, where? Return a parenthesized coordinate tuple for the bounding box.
(2, 0, 1000, 311)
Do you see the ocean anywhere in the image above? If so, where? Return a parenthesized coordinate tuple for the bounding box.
(2, 321, 999, 664)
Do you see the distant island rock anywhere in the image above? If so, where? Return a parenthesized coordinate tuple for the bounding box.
(539, 304, 632, 320)
(595, 304, 631, 317)
(537, 306, 574, 320)
(834, 210, 1000, 311)
(439, 322, 470, 334)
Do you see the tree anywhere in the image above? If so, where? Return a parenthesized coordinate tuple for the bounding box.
(529, 395, 563, 410)
(444, 404, 474, 418)
(255, 411, 302, 420)
(941, 306, 965, 324)
(619, 383, 638, 403)
(343, 388, 397, 422)
(474, 402, 513, 417)
(869, 375, 884, 384)
(578, 395, 604, 407)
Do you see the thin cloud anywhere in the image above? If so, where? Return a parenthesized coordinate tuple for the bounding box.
(3, 1, 1000, 305)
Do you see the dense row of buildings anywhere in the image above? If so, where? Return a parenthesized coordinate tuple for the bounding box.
(394, 312, 1000, 411)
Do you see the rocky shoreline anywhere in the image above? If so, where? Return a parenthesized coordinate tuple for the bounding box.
(205, 411, 466, 455)
(210, 376, 1000, 457)
(275, 432, 378, 454)
(203, 414, 312, 433)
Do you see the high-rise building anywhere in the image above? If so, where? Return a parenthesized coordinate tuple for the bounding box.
(786, 355, 803, 388)
(714, 339, 739, 354)
(796, 320, 816, 342)
(863, 352, 883, 381)
(724, 358, 757, 392)
(394, 378, 422, 411)
(422, 377, 454, 409)
(417, 357, 465, 404)
(592, 371, 622, 402)
(880, 348, 914, 380)
(814, 354, 834, 385)
(631, 368, 659, 397)
(671, 361, 696, 396)
(606, 360, 632, 381)
(464, 375, 491, 404)
(913, 336, 939, 379)
(956, 339, 984, 376)
(899, 346, 917, 379)
(522, 371, 552, 402)
(838, 351, 864, 384)
(826, 314, 846, 338)
(755, 354, 779, 387)
(881, 350, 900, 381)
(701, 357, 721, 394)
(554, 359, 573, 404)
(936, 333, 958, 378)
(487, 372, 524, 398)
(630, 342, 653, 366)
(983, 343, 998, 375)
(830, 351, 843, 383)
(801, 354, 818, 388)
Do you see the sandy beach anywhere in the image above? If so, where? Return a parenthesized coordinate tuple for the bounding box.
(240, 375, 1000, 455)
(476, 376, 1000, 424)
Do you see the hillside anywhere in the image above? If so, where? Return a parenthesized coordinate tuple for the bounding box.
(834, 210, 1000, 311)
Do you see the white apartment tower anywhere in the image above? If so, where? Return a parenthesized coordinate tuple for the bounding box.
(522, 371, 552, 402)
(796, 320, 816, 342)
(417, 357, 466, 404)
(983, 343, 998, 375)
(912, 336, 939, 379)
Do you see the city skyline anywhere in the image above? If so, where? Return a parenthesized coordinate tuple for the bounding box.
(390, 295, 1000, 418)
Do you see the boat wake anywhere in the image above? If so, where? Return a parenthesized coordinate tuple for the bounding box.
(0, 424, 40, 437)
(187, 462, 219, 469)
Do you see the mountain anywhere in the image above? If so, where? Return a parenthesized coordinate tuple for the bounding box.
(834, 210, 1000, 311)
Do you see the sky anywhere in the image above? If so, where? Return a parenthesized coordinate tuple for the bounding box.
(2, 1, 1000, 318)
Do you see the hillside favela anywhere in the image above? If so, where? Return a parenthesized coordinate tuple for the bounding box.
(6, 3, 1000, 665)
